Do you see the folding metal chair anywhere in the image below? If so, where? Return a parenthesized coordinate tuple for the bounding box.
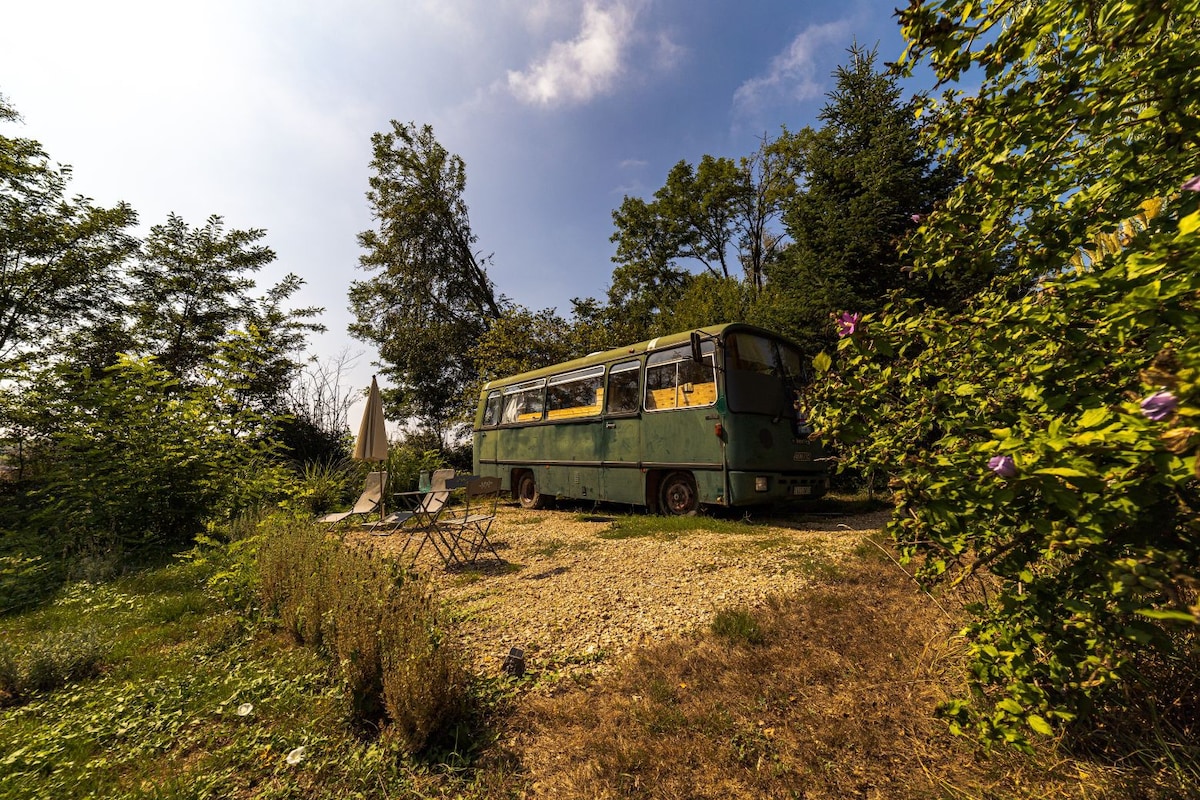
(438, 475, 503, 565)
(371, 469, 461, 567)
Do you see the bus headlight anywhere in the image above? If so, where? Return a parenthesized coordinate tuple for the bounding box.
(755, 476, 769, 492)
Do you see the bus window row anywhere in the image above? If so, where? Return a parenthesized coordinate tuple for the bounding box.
(480, 341, 716, 428)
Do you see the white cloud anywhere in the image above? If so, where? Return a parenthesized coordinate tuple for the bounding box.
(733, 19, 853, 114)
(652, 30, 686, 71)
(507, 1, 638, 107)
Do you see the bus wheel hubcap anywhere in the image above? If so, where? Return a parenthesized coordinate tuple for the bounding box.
(662, 474, 696, 514)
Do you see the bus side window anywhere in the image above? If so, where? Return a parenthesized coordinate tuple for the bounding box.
(502, 380, 545, 424)
(483, 390, 502, 426)
(606, 361, 640, 414)
(547, 366, 604, 419)
(501, 394, 521, 424)
(644, 360, 678, 410)
(678, 356, 716, 406)
(644, 343, 716, 412)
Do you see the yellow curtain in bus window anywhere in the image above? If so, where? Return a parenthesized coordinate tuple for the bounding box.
(546, 367, 604, 419)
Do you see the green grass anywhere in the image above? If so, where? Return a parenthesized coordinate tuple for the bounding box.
(0, 558, 480, 800)
(710, 608, 765, 646)
(597, 514, 762, 541)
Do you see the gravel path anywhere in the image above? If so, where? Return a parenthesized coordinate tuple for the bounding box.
(347, 505, 887, 686)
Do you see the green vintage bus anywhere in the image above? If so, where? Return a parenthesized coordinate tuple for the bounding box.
(472, 323, 829, 515)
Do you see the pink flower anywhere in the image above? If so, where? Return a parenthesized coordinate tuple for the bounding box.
(987, 455, 1017, 478)
(911, 213, 924, 223)
(1140, 391, 1177, 421)
(1182, 176, 1200, 192)
(836, 312, 862, 338)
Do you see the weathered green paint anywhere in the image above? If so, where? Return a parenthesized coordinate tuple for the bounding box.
(473, 323, 829, 511)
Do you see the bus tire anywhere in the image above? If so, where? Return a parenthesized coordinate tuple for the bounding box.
(659, 471, 698, 516)
(516, 472, 545, 510)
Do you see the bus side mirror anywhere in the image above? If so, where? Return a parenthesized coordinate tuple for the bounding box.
(690, 331, 704, 363)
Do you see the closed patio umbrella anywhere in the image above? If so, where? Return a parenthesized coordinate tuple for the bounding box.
(354, 376, 389, 517)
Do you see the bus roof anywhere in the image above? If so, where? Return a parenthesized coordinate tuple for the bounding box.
(480, 322, 799, 393)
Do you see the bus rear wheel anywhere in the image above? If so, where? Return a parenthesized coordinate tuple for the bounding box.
(659, 471, 699, 516)
(516, 472, 545, 509)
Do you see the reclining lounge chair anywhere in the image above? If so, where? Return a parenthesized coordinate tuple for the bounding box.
(318, 471, 387, 530)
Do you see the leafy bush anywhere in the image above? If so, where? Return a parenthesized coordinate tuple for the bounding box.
(257, 519, 468, 752)
(385, 444, 445, 494)
(23, 356, 280, 555)
(189, 513, 275, 616)
(286, 457, 355, 517)
(0, 552, 55, 615)
(812, 0, 1200, 747)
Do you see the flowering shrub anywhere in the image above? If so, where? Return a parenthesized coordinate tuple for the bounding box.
(835, 312, 862, 338)
(812, 0, 1200, 745)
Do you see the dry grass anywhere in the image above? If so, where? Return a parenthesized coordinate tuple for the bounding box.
(473, 539, 1193, 799)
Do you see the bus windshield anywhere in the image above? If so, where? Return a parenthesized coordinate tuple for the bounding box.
(723, 332, 808, 418)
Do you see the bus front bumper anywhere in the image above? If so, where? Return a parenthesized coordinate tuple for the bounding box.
(724, 471, 829, 505)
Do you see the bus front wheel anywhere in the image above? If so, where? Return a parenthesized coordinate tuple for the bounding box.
(517, 472, 545, 510)
(659, 471, 698, 516)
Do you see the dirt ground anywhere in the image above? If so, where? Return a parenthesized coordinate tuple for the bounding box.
(346, 503, 887, 686)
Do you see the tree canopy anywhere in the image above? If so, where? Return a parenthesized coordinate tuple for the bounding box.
(0, 97, 139, 377)
(1, 96, 331, 559)
(349, 121, 502, 442)
(764, 45, 957, 350)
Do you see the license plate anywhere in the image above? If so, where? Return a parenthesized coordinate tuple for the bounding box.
(792, 485, 812, 496)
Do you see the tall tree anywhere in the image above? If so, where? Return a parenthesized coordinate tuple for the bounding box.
(130, 213, 265, 381)
(0, 96, 139, 377)
(349, 122, 502, 441)
(765, 46, 956, 349)
(733, 139, 796, 293)
(467, 298, 621, 394)
(608, 138, 793, 336)
(128, 213, 323, 407)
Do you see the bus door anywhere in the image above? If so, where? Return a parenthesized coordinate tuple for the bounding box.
(641, 341, 724, 506)
(600, 360, 643, 505)
(544, 366, 605, 500)
(474, 390, 502, 479)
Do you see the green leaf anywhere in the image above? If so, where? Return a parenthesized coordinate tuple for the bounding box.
(1179, 210, 1200, 237)
(1027, 715, 1054, 736)
(1033, 467, 1091, 478)
(812, 351, 833, 373)
(996, 698, 1024, 715)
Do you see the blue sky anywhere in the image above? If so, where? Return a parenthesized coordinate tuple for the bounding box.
(1, 0, 922, 425)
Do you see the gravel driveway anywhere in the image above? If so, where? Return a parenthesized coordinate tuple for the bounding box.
(349, 505, 887, 686)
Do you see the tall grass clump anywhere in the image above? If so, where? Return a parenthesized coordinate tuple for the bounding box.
(257, 519, 468, 753)
(710, 608, 765, 646)
(0, 628, 107, 705)
(289, 457, 354, 517)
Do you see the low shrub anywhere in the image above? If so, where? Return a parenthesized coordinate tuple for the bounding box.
(288, 457, 354, 517)
(257, 519, 468, 753)
(385, 444, 445, 494)
(0, 628, 107, 705)
(0, 551, 57, 614)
